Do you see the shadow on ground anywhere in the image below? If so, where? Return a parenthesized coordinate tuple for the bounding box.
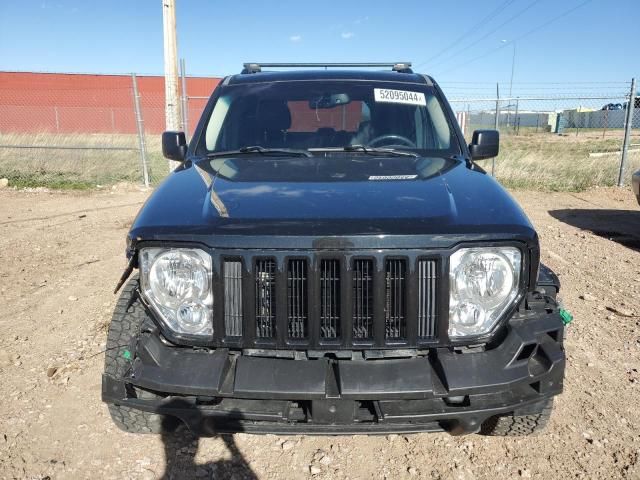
(160, 399, 257, 480)
(549, 208, 640, 252)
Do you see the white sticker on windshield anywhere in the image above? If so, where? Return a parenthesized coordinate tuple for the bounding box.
(374, 88, 426, 106)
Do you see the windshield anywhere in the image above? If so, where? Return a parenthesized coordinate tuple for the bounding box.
(198, 80, 460, 156)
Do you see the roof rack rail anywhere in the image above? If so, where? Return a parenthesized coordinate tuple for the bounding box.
(241, 62, 413, 74)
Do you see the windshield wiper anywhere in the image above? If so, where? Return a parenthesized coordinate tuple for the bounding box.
(309, 145, 418, 158)
(206, 146, 312, 158)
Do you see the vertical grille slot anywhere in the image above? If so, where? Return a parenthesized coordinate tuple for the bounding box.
(352, 259, 373, 339)
(418, 259, 438, 339)
(223, 260, 243, 336)
(320, 259, 340, 339)
(287, 259, 308, 339)
(255, 259, 276, 338)
(385, 259, 406, 339)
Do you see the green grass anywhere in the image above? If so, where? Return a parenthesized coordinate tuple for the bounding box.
(3, 171, 96, 190)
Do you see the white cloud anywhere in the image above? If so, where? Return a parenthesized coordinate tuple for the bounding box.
(341, 32, 355, 40)
(354, 16, 369, 25)
(289, 35, 302, 42)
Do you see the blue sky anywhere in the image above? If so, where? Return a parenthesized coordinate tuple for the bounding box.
(0, 0, 636, 89)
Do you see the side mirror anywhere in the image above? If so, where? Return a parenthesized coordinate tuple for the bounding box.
(469, 129, 499, 160)
(162, 131, 187, 162)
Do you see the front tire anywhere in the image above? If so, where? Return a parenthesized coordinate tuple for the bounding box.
(480, 399, 554, 436)
(104, 277, 178, 434)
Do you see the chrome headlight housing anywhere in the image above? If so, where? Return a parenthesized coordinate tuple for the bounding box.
(449, 246, 522, 339)
(139, 247, 213, 337)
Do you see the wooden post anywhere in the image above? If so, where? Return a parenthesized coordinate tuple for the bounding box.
(162, 0, 183, 171)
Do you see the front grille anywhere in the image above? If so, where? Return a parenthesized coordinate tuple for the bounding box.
(224, 254, 439, 348)
(418, 260, 438, 338)
(320, 260, 340, 339)
(385, 259, 406, 339)
(255, 259, 276, 338)
(223, 260, 243, 336)
(287, 259, 308, 339)
(352, 259, 373, 339)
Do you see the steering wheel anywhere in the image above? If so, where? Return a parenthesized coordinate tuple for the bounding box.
(368, 134, 416, 148)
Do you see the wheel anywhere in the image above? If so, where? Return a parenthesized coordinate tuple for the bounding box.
(480, 399, 554, 436)
(104, 277, 179, 434)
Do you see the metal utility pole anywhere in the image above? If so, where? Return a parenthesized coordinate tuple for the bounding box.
(494, 83, 500, 130)
(162, 0, 182, 171)
(500, 39, 516, 98)
(618, 77, 636, 187)
(509, 43, 516, 99)
(501, 40, 516, 127)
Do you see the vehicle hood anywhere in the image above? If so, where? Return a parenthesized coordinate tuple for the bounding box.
(130, 160, 536, 247)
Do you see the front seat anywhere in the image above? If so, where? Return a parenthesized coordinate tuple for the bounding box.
(255, 100, 292, 147)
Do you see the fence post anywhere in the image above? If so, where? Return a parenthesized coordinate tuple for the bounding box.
(466, 104, 470, 138)
(618, 77, 636, 187)
(493, 83, 500, 176)
(180, 58, 189, 139)
(54, 106, 60, 132)
(131, 73, 150, 188)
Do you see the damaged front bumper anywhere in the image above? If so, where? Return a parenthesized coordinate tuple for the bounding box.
(102, 302, 565, 436)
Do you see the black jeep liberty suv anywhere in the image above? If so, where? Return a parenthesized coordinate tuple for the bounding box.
(102, 63, 566, 436)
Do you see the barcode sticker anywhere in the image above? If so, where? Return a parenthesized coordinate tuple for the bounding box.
(374, 88, 426, 106)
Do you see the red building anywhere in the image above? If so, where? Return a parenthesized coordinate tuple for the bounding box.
(0, 71, 221, 134)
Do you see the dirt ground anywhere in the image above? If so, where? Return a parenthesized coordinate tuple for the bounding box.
(0, 184, 639, 480)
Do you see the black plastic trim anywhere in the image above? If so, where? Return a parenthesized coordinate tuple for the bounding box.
(105, 306, 564, 402)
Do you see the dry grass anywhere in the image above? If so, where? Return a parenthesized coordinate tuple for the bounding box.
(0, 132, 166, 189)
(489, 131, 640, 191)
(1, 130, 639, 191)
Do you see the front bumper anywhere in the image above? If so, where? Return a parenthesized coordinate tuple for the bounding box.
(102, 301, 565, 435)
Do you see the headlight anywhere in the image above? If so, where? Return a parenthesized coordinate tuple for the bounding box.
(449, 247, 521, 339)
(140, 248, 213, 337)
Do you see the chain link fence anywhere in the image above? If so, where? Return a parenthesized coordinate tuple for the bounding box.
(0, 72, 185, 189)
(0, 73, 637, 191)
(447, 80, 639, 191)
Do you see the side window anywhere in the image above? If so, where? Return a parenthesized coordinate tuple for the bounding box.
(415, 106, 438, 149)
(207, 95, 261, 151)
(425, 96, 451, 149)
(414, 107, 424, 149)
(205, 94, 232, 150)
